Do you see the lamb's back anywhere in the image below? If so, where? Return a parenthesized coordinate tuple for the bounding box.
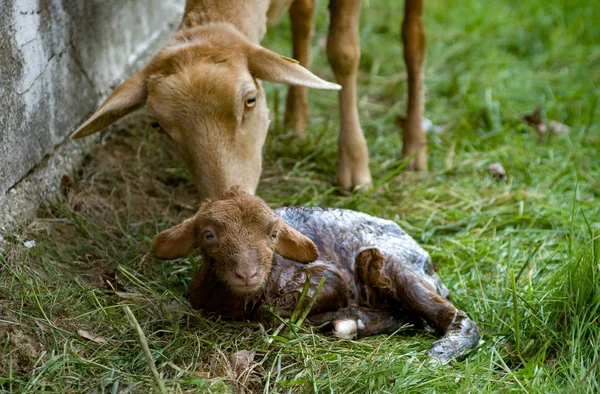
(274, 207, 448, 297)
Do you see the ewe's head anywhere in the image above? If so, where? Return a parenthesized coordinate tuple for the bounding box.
(71, 24, 339, 199)
(152, 188, 318, 295)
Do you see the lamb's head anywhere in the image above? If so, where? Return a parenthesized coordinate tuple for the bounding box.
(71, 24, 340, 199)
(152, 187, 318, 295)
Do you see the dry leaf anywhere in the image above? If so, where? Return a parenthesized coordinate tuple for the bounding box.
(523, 107, 547, 135)
(60, 174, 87, 209)
(166, 361, 210, 378)
(487, 162, 507, 181)
(60, 174, 75, 197)
(115, 292, 148, 301)
(77, 329, 107, 344)
(548, 120, 571, 135)
(100, 271, 126, 292)
(523, 108, 570, 136)
(229, 350, 256, 378)
(523, 106, 542, 125)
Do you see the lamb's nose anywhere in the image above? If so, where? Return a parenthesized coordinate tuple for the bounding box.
(235, 269, 258, 282)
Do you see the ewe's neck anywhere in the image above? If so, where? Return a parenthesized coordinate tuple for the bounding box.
(179, 0, 270, 43)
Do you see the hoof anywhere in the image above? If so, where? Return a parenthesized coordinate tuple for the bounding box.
(337, 176, 373, 195)
(332, 318, 365, 340)
(337, 183, 372, 197)
(428, 317, 480, 363)
(402, 148, 427, 171)
(337, 141, 372, 192)
(428, 338, 460, 364)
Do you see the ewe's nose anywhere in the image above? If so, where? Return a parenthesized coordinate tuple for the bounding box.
(235, 268, 258, 282)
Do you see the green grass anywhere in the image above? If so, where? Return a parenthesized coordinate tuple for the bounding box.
(1, 0, 599, 392)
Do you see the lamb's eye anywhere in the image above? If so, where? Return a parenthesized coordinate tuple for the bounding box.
(270, 231, 278, 241)
(204, 230, 215, 240)
(245, 96, 257, 109)
(150, 121, 160, 129)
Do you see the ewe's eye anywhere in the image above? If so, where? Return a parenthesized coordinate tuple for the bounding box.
(245, 96, 257, 110)
(270, 231, 278, 241)
(150, 121, 168, 135)
(204, 230, 215, 241)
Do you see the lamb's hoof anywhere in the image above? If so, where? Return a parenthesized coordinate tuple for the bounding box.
(332, 318, 365, 340)
(427, 339, 459, 364)
(427, 317, 480, 363)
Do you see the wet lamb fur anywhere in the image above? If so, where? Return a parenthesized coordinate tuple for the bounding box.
(152, 188, 480, 361)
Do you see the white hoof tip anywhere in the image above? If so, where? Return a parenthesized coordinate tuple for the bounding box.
(333, 319, 357, 340)
(357, 319, 365, 330)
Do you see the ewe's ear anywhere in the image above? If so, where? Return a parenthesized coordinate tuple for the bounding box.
(247, 45, 341, 91)
(152, 215, 198, 260)
(274, 221, 319, 263)
(71, 70, 147, 139)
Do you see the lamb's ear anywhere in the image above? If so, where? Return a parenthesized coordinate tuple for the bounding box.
(71, 70, 147, 139)
(152, 215, 198, 260)
(247, 45, 341, 90)
(274, 221, 318, 263)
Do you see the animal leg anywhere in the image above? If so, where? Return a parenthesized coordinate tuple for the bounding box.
(356, 248, 479, 362)
(402, 0, 427, 170)
(285, 0, 315, 137)
(327, 0, 372, 191)
(330, 305, 415, 339)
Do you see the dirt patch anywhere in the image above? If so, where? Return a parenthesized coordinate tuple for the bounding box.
(0, 324, 42, 377)
(25, 116, 201, 284)
(45, 114, 199, 231)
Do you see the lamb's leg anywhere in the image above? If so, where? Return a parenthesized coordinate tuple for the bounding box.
(285, 0, 315, 136)
(356, 248, 480, 362)
(332, 306, 418, 339)
(307, 306, 415, 339)
(327, 0, 372, 191)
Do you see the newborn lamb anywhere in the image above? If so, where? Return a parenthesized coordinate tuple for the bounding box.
(152, 188, 480, 362)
